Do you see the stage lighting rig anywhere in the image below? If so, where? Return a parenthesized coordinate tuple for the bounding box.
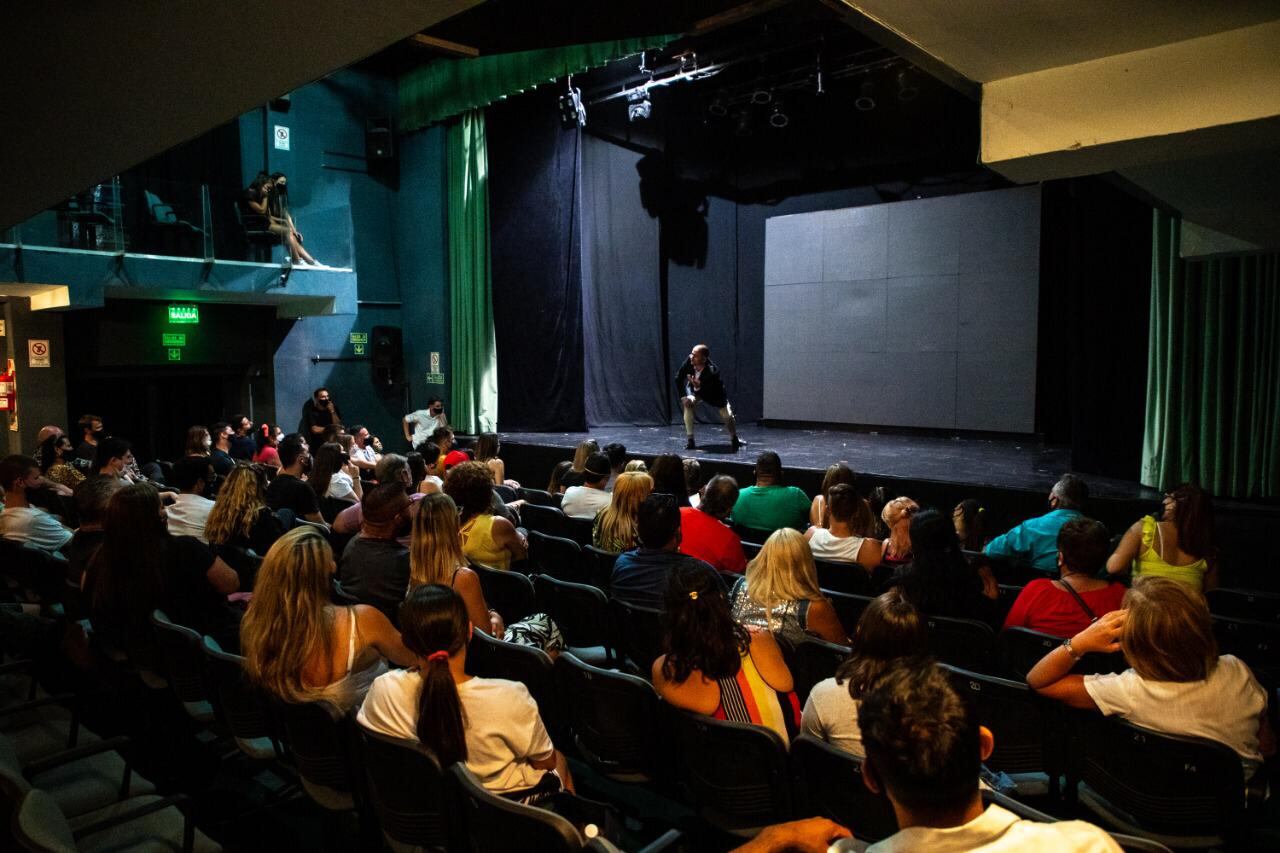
(559, 75, 586, 128)
(627, 92, 652, 122)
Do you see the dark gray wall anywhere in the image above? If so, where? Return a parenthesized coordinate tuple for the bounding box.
(761, 186, 1041, 432)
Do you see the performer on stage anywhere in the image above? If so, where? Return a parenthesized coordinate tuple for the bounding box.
(675, 344, 743, 451)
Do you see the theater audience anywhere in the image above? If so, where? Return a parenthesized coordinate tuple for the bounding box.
(85, 482, 240, 651)
(1004, 518, 1126, 637)
(474, 432, 515, 487)
(164, 456, 216, 542)
(891, 508, 999, 627)
(647, 453, 691, 508)
(338, 484, 412, 623)
(801, 590, 928, 757)
(409, 493, 503, 636)
(612, 494, 721, 609)
(406, 452, 428, 493)
(1028, 576, 1273, 780)
(0, 454, 72, 552)
(985, 473, 1087, 570)
(204, 463, 284, 557)
(65, 475, 122, 586)
(878, 496, 918, 567)
(93, 437, 139, 482)
(1106, 482, 1216, 590)
(679, 474, 747, 573)
(33, 424, 63, 467)
(265, 434, 324, 526)
(348, 424, 380, 475)
(74, 413, 104, 464)
(358, 584, 574, 798)
(602, 441, 627, 491)
(805, 483, 882, 571)
(547, 460, 573, 495)
(682, 457, 702, 506)
(560, 452, 612, 519)
(431, 426, 469, 471)
(39, 433, 85, 489)
(241, 526, 412, 712)
(624, 459, 648, 474)
(732, 451, 810, 533)
(402, 396, 448, 449)
(208, 422, 236, 477)
(413, 442, 444, 494)
(592, 471, 653, 553)
(653, 562, 801, 746)
(558, 439, 599, 489)
(860, 662, 1121, 851)
(184, 425, 212, 459)
(333, 454, 417, 535)
(253, 423, 282, 469)
(953, 498, 986, 551)
(730, 528, 847, 645)
(808, 462, 858, 529)
(301, 387, 342, 450)
(311, 441, 362, 504)
(448, 461, 526, 570)
(228, 414, 256, 461)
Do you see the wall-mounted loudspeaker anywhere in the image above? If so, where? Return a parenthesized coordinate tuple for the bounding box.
(365, 118, 395, 161)
(371, 325, 404, 388)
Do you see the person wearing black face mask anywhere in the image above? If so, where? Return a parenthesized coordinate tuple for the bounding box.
(338, 483, 412, 625)
(74, 413, 106, 468)
(403, 397, 448, 450)
(264, 434, 325, 526)
(0, 455, 72, 553)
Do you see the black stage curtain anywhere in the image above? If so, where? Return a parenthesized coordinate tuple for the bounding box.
(487, 90, 586, 431)
(1038, 177, 1152, 480)
(581, 135, 668, 425)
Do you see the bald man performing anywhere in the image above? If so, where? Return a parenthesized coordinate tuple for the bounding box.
(675, 344, 743, 451)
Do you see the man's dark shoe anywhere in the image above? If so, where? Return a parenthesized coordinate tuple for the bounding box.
(686, 437, 696, 450)
(731, 437, 745, 451)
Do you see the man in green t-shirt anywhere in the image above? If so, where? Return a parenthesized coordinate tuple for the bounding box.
(730, 451, 810, 534)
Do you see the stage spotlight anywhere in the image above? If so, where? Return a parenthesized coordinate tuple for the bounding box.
(627, 92, 652, 122)
(769, 101, 789, 129)
(896, 69, 920, 102)
(707, 97, 728, 118)
(751, 88, 772, 105)
(558, 80, 586, 129)
(855, 80, 876, 111)
(734, 109, 753, 137)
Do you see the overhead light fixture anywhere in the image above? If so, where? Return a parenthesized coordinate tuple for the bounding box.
(769, 100, 789, 129)
(707, 97, 728, 118)
(751, 88, 772, 105)
(855, 80, 876, 112)
(628, 92, 652, 122)
(896, 69, 920, 102)
(558, 76, 586, 128)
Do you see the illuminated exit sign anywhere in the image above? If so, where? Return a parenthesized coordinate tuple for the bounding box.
(168, 304, 199, 324)
(162, 333, 186, 347)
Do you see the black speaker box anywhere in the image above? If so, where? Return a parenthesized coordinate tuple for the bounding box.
(365, 118, 395, 161)
(371, 325, 404, 388)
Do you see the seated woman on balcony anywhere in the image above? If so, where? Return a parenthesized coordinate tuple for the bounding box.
(241, 172, 320, 267)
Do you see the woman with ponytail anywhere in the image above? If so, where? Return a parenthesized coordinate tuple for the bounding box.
(358, 585, 574, 799)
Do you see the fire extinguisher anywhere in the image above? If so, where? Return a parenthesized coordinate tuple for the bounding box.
(0, 362, 14, 412)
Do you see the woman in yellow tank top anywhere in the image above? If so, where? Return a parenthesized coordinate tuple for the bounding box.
(446, 461, 527, 571)
(1106, 483, 1217, 590)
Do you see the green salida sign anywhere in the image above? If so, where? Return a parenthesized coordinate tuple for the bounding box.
(168, 304, 199, 324)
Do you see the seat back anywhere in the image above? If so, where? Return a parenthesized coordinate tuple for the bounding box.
(779, 636, 850, 704)
(1212, 616, 1280, 687)
(533, 575, 609, 650)
(813, 559, 877, 596)
(466, 630, 560, 739)
(581, 546, 619, 592)
(1000, 627, 1127, 680)
(359, 729, 451, 851)
(149, 609, 209, 704)
(740, 540, 763, 561)
(790, 735, 897, 842)
(1206, 588, 1280, 623)
(563, 516, 594, 547)
(555, 653, 661, 780)
(665, 707, 793, 833)
(1072, 715, 1243, 842)
(201, 637, 278, 749)
(824, 590, 875, 637)
(320, 496, 356, 525)
(926, 615, 996, 673)
(471, 562, 536, 624)
(942, 665, 1057, 778)
(12, 789, 77, 853)
(529, 531, 586, 584)
(606, 597, 664, 673)
(274, 698, 361, 808)
(449, 763, 582, 852)
(731, 523, 775, 543)
(521, 503, 570, 539)
(518, 487, 557, 507)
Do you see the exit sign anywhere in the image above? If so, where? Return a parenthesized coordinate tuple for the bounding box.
(167, 348, 183, 361)
(162, 333, 186, 347)
(168, 304, 199, 324)
(349, 332, 368, 344)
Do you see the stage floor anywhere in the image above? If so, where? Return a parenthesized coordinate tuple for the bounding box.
(500, 423, 1161, 501)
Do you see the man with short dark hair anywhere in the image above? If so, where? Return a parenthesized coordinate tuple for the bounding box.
(602, 442, 627, 492)
(301, 388, 342, 450)
(679, 474, 747, 573)
(64, 476, 122, 586)
(339, 483, 412, 623)
(403, 397, 448, 449)
(228, 414, 256, 460)
(74, 414, 105, 465)
(429, 426, 468, 471)
(208, 422, 235, 476)
(561, 452, 613, 519)
(265, 434, 324, 525)
(165, 456, 216, 541)
(0, 455, 72, 553)
(93, 438, 136, 481)
(730, 451, 810, 533)
(985, 474, 1089, 571)
(611, 494, 722, 608)
(859, 662, 1119, 851)
(676, 343, 742, 451)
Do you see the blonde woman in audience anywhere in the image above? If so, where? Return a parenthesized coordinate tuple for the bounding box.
(592, 471, 653, 553)
(558, 439, 599, 489)
(624, 459, 648, 474)
(729, 528, 848, 646)
(409, 493, 504, 636)
(204, 463, 283, 556)
(241, 526, 413, 712)
(880, 496, 919, 567)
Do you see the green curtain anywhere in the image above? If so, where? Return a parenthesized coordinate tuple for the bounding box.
(447, 109, 498, 434)
(400, 35, 676, 131)
(1142, 209, 1280, 498)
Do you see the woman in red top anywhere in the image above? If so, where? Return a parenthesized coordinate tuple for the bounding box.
(1003, 518, 1126, 638)
(253, 423, 282, 469)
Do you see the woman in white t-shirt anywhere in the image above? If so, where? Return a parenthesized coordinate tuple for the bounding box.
(1028, 576, 1275, 778)
(357, 585, 574, 800)
(804, 484, 882, 571)
(311, 441, 362, 503)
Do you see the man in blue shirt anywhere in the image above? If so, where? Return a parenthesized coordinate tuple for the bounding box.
(984, 474, 1088, 571)
(612, 493, 722, 609)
